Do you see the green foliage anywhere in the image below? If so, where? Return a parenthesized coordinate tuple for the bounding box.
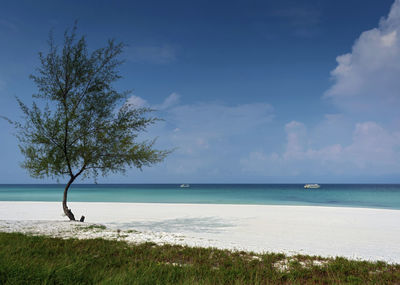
(0, 232, 399, 284)
(9, 24, 169, 181)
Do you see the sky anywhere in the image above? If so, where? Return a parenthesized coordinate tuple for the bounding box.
(1, 0, 400, 183)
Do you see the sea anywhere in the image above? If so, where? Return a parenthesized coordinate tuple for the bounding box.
(0, 184, 400, 210)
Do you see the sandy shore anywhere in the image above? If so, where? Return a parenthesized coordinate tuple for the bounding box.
(0, 201, 399, 263)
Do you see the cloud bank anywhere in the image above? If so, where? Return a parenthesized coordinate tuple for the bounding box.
(325, 0, 400, 119)
(241, 121, 400, 177)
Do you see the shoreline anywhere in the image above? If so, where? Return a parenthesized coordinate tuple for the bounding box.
(1, 201, 400, 263)
(1, 200, 399, 211)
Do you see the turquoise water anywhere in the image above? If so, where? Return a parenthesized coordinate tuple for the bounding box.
(0, 184, 400, 210)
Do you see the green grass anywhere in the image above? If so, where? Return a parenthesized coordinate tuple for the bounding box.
(77, 224, 107, 231)
(0, 232, 399, 284)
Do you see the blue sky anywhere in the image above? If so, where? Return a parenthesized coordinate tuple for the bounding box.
(1, 0, 400, 183)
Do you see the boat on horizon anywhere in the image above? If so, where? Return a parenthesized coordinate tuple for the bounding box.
(180, 184, 190, 188)
(304, 184, 320, 189)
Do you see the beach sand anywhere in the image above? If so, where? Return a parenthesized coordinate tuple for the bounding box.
(0, 201, 399, 263)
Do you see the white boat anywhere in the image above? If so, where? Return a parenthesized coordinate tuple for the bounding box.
(304, 184, 320, 189)
(180, 184, 190, 188)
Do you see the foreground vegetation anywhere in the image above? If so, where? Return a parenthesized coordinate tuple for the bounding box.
(0, 232, 399, 284)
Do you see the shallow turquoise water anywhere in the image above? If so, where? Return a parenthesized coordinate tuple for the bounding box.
(0, 184, 400, 210)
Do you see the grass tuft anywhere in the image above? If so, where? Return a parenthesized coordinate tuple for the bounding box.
(78, 224, 107, 231)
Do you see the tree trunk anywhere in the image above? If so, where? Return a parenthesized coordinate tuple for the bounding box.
(63, 177, 76, 221)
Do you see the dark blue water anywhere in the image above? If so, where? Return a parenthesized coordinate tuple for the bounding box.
(0, 184, 400, 210)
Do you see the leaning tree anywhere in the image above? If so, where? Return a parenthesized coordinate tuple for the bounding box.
(8, 26, 170, 221)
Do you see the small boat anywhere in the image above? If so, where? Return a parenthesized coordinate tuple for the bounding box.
(180, 184, 190, 188)
(304, 184, 320, 189)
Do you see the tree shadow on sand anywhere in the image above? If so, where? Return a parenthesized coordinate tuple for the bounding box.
(107, 217, 236, 234)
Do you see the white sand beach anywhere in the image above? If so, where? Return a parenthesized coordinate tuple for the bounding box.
(0, 201, 399, 263)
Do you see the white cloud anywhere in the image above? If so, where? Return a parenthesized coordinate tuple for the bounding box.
(167, 102, 273, 138)
(145, 95, 274, 176)
(241, 121, 400, 176)
(154, 93, 180, 110)
(125, 93, 180, 111)
(127, 44, 177, 64)
(283, 121, 307, 159)
(345, 122, 400, 169)
(126, 95, 148, 107)
(325, 0, 400, 117)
